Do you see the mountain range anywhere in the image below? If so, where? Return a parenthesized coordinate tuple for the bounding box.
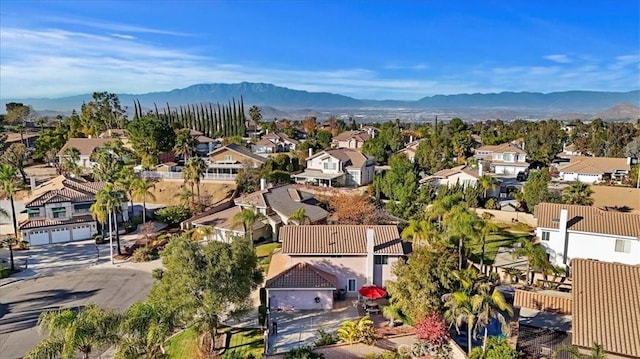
(2, 82, 639, 120)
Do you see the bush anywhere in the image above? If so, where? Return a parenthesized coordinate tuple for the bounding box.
(131, 214, 143, 225)
(314, 329, 336, 347)
(0, 264, 10, 279)
(484, 198, 500, 210)
(155, 206, 192, 226)
(364, 352, 410, 359)
(258, 305, 267, 327)
(94, 235, 105, 244)
(284, 346, 323, 359)
(131, 245, 158, 262)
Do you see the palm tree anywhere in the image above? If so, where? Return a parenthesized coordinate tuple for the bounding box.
(512, 238, 553, 286)
(116, 302, 176, 359)
(0, 164, 21, 271)
(562, 182, 594, 205)
(478, 175, 498, 199)
(474, 219, 499, 271)
(24, 304, 121, 359)
(288, 207, 311, 225)
(94, 184, 126, 255)
(401, 219, 437, 246)
(472, 282, 514, 346)
(553, 342, 607, 359)
(183, 156, 206, 207)
(177, 185, 194, 208)
(444, 290, 476, 354)
(427, 193, 464, 230)
(60, 147, 82, 177)
(445, 206, 480, 270)
(231, 206, 265, 242)
(116, 168, 136, 220)
(131, 178, 156, 224)
(173, 128, 198, 161)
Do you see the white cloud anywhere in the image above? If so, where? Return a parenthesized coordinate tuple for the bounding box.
(543, 54, 572, 63)
(111, 33, 136, 40)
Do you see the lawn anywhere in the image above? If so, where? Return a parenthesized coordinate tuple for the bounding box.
(166, 328, 198, 359)
(255, 242, 281, 273)
(467, 230, 531, 265)
(165, 327, 263, 359)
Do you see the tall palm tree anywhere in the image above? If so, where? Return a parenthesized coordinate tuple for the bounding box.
(474, 219, 499, 271)
(94, 184, 126, 255)
(553, 342, 607, 359)
(116, 301, 176, 359)
(445, 206, 480, 270)
(472, 282, 514, 345)
(512, 238, 553, 286)
(231, 206, 265, 242)
(116, 168, 136, 220)
(401, 219, 438, 246)
(176, 185, 194, 208)
(24, 303, 121, 359)
(444, 290, 476, 354)
(562, 182, 594, 205)
(0, 164, 21, 271)
(478, 175, 498, 199)
(288, 207, 311, 225)
(183, 156, 206, 207)
(173, 128, 198, 161)
(60, 147, 82, 177)
(427, 193, 464, 230)
(131, 178, 156, 224)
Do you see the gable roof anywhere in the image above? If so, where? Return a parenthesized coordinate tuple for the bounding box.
(572, 259, 640, 357)
(428, 164, 479, 179)
(559, 156, 630, 175)
(476, 142, 526, 154)
(191, 205, 266, 232)
(234, 184, 328, 223)
(280, 225, 405, 255)
(534, 203, 640, 239)
(265, 262, 337, 289)
(332, 130, 371, 143)
(310, 148, 371, 168)
(59, 138, 111, 156)
(208, 143, 266, 163)
(23, 175, 106, 207)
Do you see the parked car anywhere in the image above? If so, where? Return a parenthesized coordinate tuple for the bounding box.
(516, 171, 528, 181)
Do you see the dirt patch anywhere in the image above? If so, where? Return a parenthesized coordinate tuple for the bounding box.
(146, 180, 236, 206)
(591, 186, 640, 212)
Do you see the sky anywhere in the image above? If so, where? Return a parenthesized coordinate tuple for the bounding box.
(1, 0, 639, 100)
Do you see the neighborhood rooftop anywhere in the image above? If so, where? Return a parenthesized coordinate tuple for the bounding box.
(559, 156, 631, 174)
(58, 138, 111, 156)
(234, 184, 328, 223)
(534, 202, 640, 239)
(265, 262, 338, 289)
(24, 175, 106, 207)
(280, 225, 404, 255)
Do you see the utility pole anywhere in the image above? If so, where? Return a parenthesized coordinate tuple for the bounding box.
(109, 207, 114, 264)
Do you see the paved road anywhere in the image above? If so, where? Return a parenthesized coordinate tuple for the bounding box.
(0, 268, 153, 359)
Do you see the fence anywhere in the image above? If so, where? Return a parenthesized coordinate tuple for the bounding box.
(139, 171, 236, 181)
(473, 208, 537, 227)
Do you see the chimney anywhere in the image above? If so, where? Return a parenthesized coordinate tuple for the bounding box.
(260, 178, 267, 191)
(409, 135, 413, 143)
(478, 160, 483, 177)
(366, 227, 375, 285)
(559, 208, 569, 266)
(308, 148, 313, 158)
(30, 177, 37, 191)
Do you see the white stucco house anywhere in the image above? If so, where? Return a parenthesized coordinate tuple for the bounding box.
(58, 138, 111, 169)
(474, 142, 529, 175)
(265, 225, 409, 311)
(534, 202, 640, 269)
(331, 130, 371, 149)
(292, 149, 375, 187)
(557, 156, 632, 184)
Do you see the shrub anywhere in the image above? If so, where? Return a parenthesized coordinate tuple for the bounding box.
(364, 352, 409, 359)
(94, 235, 104, 244)
(258, 304, 267, 327)
(0, 264, 10, 279)
(337, 316, 376, 346)
(484, 198, 500, 210)
(414, 312, 449, 348)
(131, 245, 158, 262)
(314, 329, 336, 347)
(284, 346, 323, 359)
(152, 268, 165, 281)
(155, 206, 192, 226)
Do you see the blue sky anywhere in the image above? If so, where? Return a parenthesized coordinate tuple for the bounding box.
(1, 0, 638, 100)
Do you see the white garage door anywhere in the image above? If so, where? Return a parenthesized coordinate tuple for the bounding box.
(29, 231, 50, 246)
(72, 225, 92, 241)
(269, 290, 333, 310)
(51, 228, 71, 243)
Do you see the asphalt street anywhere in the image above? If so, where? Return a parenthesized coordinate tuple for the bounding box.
(0, 268, 153, 359)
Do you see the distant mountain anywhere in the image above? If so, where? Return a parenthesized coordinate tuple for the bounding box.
(592, 103, 640, 120)
(2, 82, 639, 114)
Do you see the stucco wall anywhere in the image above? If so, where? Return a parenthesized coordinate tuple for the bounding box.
(473, 208, 536, 227)
(267, 289, 333, 310)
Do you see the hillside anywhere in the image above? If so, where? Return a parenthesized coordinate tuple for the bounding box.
(591, 103, 640, 120)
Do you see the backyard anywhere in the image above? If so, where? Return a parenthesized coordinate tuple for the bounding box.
(166, 327, 263, 359)
(256, 242, 282, 273)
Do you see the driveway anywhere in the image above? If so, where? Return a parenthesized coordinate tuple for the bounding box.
(0, 267, 153, 359)
(267, 303, 360, 354)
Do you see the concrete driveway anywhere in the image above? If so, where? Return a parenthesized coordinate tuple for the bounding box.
(0, 267, 153, 359)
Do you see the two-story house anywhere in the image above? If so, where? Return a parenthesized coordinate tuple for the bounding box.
(557, 156, 632, 184)
(331, 130, 371, 149)
(292, 149, 375, 187)
(265, 225, 409, 310)
(206, 143, 266, 179)
(58, 138, 111, 169)
(19, 175, 128, 246)
(534, 203, 640, 269)
(474, 142, 529, 175)
(252, 132, 299, 154)
(397, 139, 423, 163)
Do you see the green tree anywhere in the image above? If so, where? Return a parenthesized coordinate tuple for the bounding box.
(524, 119, 566, 165)
(149, 236, 263, 352)
(131, 178, 156, 224)
(478, 175, 498, 199)
(92, 184, 126, 255)
(380, 153, 420, 219)
(5, 102, 32, 125)
(0, 164, 20, 271)
(248, 105, 262, 124)
(1, 142, 30, 183)
(445, 206, 481, 270)
(519, 170, 552, 212)
(127, 114, 176, 168)
(512, 238, 553, 285)
(173, 128, 198, 161)
(91, 141, 129, 182)
(386, 244, 459, 321)
(60, 147, 82, 177)
(562, 182, 594, 205)
(553, 342, 607, 359)
(24, 303, 121, 359)
(426, 193, 464, 229)
(115, 301, 176, 359)
(400, 219, 437, 246)
(475, 220, 499, 271)
(183, 156, 207, 207)
(469, 337, 519, 359)
(80, 92, 127, 137)
(288, 207, 311, 225)
(231, 206, 266, 242)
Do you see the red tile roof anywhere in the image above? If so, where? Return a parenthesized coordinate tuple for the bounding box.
(280, 225, 405, 255)
(20, 215, 95, 229)
(265, 262, 337, 289)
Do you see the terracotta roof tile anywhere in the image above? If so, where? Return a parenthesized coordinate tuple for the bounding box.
(332, 130, 371, 142)
(476, 142, 526, 154)
(280, 225, 405, 255)
(572, 259, 640, 357)
(265, 262, 337, 289)
(208, 143, 266, 163)
(560, 156, 630, 175)
(514, 289, 572, 315)
(59, 138, 111, 156)
(24, 176, 106, 207)
(20, 215, 95, 229)
(534, 203, 640, 239)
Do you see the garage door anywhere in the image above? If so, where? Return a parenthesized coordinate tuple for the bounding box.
(51, 228, 71, 243)
(269, 290, 333, 310)
(72, 225, 92, 241)
(29, 231, 50, 246)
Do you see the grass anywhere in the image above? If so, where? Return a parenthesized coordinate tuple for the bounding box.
(166, 328, 198, 359)
(467, 230, 531, 265)
(255, 242, 281, 273)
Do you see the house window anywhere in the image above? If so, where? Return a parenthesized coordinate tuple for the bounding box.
(374, 255, 389, 265)
(27, 208, 41, 218)
(541, 231, 550, 241)
(323, 162, 336, 170)
(615, 239, 631, 253)
(347, 278, 357, 292)
(224, 155, 232, 161)
(52, 207, 66, 218)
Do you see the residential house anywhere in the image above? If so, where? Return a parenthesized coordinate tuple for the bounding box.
(331, 130, 371, 149)
(421, 164, 481, 187)
(559, 143, 582, 157)
(534, 203, 640, 268)
(99, 129, 130, 147)
(58, 138, 111, 168)
(474, 142, 529, 175)
(206, 143, 266, 178)
(189, 129, 218, 156)
(397, 139, 423, 163)
(359, 125, 380, 138)
(252, 132, 299, 154)
(19, 175, 128, 246)
(189, 205, 272, 243)
(292, 148, 375, 187)
(3, 131, 39, 150)
(265, 225, 409, 310)
(557, 156, 632, 184)
(571, 259, 640, 359)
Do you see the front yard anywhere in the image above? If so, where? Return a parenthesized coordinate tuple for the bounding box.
(256, 242, 281, 273)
